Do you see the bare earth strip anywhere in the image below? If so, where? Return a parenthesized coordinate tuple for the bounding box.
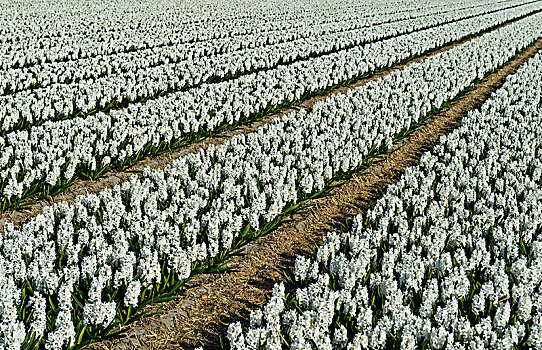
(87, 31, 542, 350)
(0, 12, 535, 232)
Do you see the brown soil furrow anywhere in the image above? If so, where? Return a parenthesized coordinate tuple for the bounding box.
(0, 13, 531, 232)
(88, 32, 542, 350)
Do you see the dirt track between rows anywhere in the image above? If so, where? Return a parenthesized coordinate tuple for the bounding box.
(87, 24, 542, 350)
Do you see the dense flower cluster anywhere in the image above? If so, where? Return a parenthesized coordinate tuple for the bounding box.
(0, 0, 506, 95)
(1, 9, 540, 348)
(0, 0, 499, 71)
(228, 48, 542, 350)
(0, 0, 374, 69)
(0, 0, 532, 132)
(1, 6, 540, 208)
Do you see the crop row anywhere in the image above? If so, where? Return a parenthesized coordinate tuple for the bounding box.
(227, 48, 542, 350)
(1, 0, 382, 47)
(0, 0, 515, 97)
(0, 5, 540, 213)
(0, 0, 528, 135)
(0, 12, 539, 349)
(0, 0, 453, 70)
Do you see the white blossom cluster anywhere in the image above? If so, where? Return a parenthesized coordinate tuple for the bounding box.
(1, 10, 541, 349)
(0, 0, 451, 71)
(1, 6, 540, 207)
(0, 0, 529, 132)
(228, 48, 542, 350)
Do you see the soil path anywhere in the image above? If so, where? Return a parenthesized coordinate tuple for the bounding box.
(88, 26, 542, 350)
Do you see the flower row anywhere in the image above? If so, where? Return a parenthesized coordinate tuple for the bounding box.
(0, 0, 524, 134)
(0, 11, 539, 349)
(227, 47, 542, 350)
(0, 0, 511, 97)
(0, 0, 438, 70)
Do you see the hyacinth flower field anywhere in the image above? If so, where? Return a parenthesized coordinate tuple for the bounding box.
(0, 0, 541, 349)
